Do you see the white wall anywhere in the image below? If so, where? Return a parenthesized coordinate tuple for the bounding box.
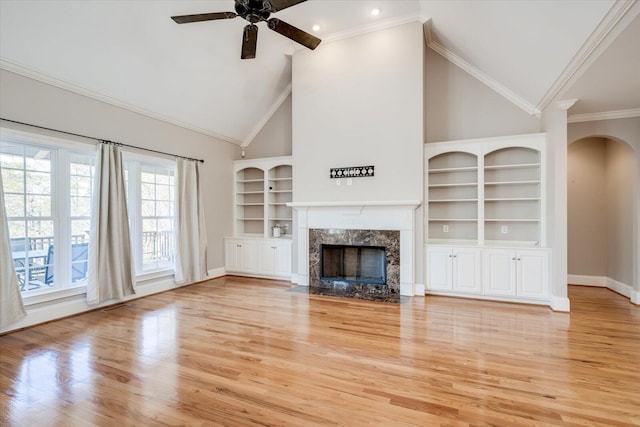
(567, 138, 608, 277)
(244, 94, 292, 159)
(425, 47, 540, 143)
(0, 69, 238, 332)
(292, 21, 424, 203)
(605, 139, 635, 286)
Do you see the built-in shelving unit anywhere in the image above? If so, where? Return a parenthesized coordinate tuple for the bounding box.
(427, 150, 479, 242)
(425, 134, 545, 246)
(483, 146, 541, 244)
(424, 133, 549, 306)
(267, 164, 293, 236)
(235, 167, 265, 236)
(233, 156, 293, 238)
(229, 156, 293, 280)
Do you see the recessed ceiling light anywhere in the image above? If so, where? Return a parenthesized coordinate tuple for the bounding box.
(371, 8, 380, 16)
(312, 24, 320, 32)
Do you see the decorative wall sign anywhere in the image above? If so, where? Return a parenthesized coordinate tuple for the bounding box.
(329, 165, 374, 179)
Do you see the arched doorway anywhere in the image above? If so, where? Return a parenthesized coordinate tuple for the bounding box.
(567, 136, 638, 303)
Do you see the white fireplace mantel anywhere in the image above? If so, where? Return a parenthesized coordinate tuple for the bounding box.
(287, 200, 421, 208)
(288, 200, 421, 296)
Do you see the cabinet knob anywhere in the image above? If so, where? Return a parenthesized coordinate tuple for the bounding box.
(512, 257, 516, 261)
(517, 258, 521, 261)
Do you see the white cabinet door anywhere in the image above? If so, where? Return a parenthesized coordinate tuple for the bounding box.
(258, 240, 291, 277)
(224, 239, 242, 272)
(426, 247, 453, 290)
(258, 242, 276, 275)
(516, 250, 548, 299)
(273, 241, 292, 277)
(453, 248, 481, 294)
(483, 249, 516, 296)
(240, 240, 258, 272)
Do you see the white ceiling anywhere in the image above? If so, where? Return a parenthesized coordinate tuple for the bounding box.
(0, 0, 637, 144)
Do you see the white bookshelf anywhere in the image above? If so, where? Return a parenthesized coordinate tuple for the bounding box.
(233, 156, 293, 238)
(425, 133, 546, 247)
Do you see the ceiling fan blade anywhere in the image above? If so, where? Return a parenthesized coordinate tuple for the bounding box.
(267, 18, 321, 50)
(267, 0, 307, 13)
(241, 24, 258, 59)
(171, 12, 237, 24)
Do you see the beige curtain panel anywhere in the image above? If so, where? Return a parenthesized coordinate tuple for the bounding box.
(0, 170, 27, 327)
(86, 143, 135, 305)
(175, 158, 208, 284)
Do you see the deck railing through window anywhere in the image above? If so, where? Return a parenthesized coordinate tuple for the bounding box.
(142, 230, 174, 267)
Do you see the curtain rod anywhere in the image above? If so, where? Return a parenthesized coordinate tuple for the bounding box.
(0, 117, 204, 163)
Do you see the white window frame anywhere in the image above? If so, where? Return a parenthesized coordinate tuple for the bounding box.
(123, 152, 177, 280)
(1, 128, 178, 304)
(1, 128, 95, 304)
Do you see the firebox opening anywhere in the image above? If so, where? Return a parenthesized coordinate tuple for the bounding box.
(320, 244, 387, 285)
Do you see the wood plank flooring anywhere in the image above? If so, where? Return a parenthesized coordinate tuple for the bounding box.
(1, 277, 639, 426)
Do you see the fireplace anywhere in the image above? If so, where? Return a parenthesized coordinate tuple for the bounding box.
(289, 200, 421, 298)
(309, 228, 400, 302)
(321, 244, 387, 285)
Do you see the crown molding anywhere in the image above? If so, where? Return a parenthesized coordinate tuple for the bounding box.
(0, 59, 242, 145)
(537, 0, 640, 111)
(241, 83, 291, 148)
(567, 108, 640, 123)
(426, 40, 541, 116)
(557, 99, 579, 110)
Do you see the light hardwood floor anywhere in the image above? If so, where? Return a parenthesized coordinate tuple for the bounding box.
(1, 277, 639, 426)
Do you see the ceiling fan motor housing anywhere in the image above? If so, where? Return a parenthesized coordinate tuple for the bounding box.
(235, 0, 272, 23)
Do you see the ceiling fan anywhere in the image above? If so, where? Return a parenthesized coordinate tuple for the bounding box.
(171, 0, 321, 59)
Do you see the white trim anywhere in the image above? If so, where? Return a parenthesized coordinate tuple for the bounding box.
(0, 59, 242, 146)
(557, 99, 579, 110)
(606, 277, 633, 299)
(290, 273, 303, 285)
(550, 296, 571, 312)
(207, 267, 226, 279)
(288, 200, 421, 208)
(414, 283, 425, 296)
(537, 1, 640, 111)
(0, 126, 95, 151)
(241, 84, 292, 148)
(567, 108, 640, 123)
(569, 274, 637, 302)
(319, 13, 422, 46)
(568, 274, 607, 287)
(425, 40, 540, 116)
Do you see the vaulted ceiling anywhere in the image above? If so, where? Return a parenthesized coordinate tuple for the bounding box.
(1, 1, 638, 145)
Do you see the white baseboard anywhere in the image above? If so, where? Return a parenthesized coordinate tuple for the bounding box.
(606, 277, 633, 299)
(400, 282, 413, 296)
(414, 283, 425, 296)
(550, 296, 571, 312)
(569, 274, 636, 302)
(568, 274, 607, 287)
(207, 267, 226, 279)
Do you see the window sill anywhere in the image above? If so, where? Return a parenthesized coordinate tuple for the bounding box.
(22, 270, 175, 307)
(23, 285, 87, 306)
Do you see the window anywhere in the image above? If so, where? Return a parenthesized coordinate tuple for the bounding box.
(125, 160, 176, 273)
(1, 129, 177, 297)
(0, 140, 94, 293)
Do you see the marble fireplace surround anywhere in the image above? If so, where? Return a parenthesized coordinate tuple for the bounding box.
(288, 201, 421, 297)
(309, 229, 400, 301)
